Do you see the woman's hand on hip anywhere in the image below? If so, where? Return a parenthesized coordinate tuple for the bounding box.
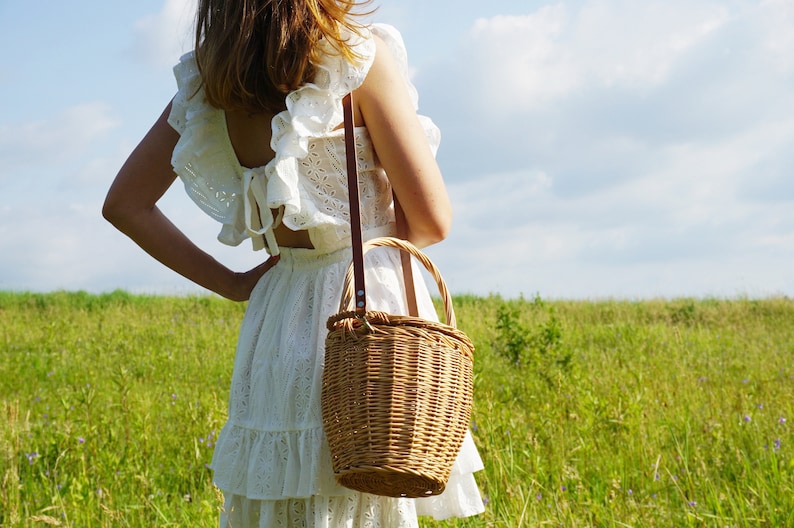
(226, 255, 281, 302)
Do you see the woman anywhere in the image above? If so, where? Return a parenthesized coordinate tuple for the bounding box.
(103, 0, 484, 525)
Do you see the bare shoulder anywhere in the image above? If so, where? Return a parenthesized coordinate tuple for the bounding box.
(357, 33, 402, 95)
(356, 33, 412, 120)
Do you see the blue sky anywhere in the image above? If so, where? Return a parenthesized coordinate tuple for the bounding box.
(1, 0, 792, 299)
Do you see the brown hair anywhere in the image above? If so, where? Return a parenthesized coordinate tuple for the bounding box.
(194, 0, 372, 114)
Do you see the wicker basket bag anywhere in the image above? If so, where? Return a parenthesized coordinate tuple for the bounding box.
(322, 236, 475, 497)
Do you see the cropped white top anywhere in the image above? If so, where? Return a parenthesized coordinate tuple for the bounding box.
(167, 23, 440, 255)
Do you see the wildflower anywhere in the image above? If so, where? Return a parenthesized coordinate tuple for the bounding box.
(774, 439, 781, 451)
(536, 493, 542, 501)
(561, 485, 567, 492)
(26, 452, 39, 465)
(688, 501, 697, 507)
(744, 415, 751, 422)
(628, 489, 633, 496)
(482, 496, 490, 506)
(757, 404, 764, 409)
(779, 417, 787, 425)
(78, 437, 85, 444)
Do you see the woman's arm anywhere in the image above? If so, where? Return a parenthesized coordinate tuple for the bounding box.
(102, 102, 278, 301)
(356, 36, 453, 249)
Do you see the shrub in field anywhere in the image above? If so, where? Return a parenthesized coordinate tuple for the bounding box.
(493, 296, 572, 385)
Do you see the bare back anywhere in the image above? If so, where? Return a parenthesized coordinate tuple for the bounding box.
(225, 109, 313, 248)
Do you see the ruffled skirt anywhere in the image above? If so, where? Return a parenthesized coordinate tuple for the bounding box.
(210, 245, 485, 527)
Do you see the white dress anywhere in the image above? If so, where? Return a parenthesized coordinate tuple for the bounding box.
(167, 23, 485, 528)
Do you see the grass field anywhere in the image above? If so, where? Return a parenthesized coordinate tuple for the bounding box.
(1, 291, 792, 527)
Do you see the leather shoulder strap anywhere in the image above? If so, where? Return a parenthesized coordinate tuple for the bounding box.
(342, 94, 367, 314)
(343, 93, 419, 317)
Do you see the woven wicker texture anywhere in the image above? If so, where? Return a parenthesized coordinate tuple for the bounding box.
(322, 237, 474, 497)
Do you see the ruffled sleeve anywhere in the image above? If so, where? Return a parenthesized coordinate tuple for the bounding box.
(168, 52, 251, 248)
(267, 23, 441, 236)
(263, 27, 376, 237)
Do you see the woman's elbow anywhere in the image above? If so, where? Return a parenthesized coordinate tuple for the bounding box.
(102, 190, 137, 232)
(102, 193, 123, 226)
(410, 211, 452, 248)
(429, 214, 452, 244)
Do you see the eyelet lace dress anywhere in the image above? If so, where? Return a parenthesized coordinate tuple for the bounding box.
(167, 23, 485, 528)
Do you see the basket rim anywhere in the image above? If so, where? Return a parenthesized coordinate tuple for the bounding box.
(325, 309, 475, 359)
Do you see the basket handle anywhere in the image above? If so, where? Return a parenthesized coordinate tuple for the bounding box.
(338, 236, 457, 328)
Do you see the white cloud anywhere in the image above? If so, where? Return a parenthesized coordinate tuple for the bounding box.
(462, 1, 731, 113)
(0, 102, 120, 176)
(759, 0, 794, 73)
(417, 0, 794, 298)
(132, 0, 198, 69)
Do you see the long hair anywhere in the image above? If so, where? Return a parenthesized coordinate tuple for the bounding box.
(194, 0, 371, 114)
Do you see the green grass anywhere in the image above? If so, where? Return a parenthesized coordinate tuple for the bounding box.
(2, 291, 793, 527)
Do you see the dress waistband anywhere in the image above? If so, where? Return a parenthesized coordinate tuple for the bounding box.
(274, 245, 353, 271)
